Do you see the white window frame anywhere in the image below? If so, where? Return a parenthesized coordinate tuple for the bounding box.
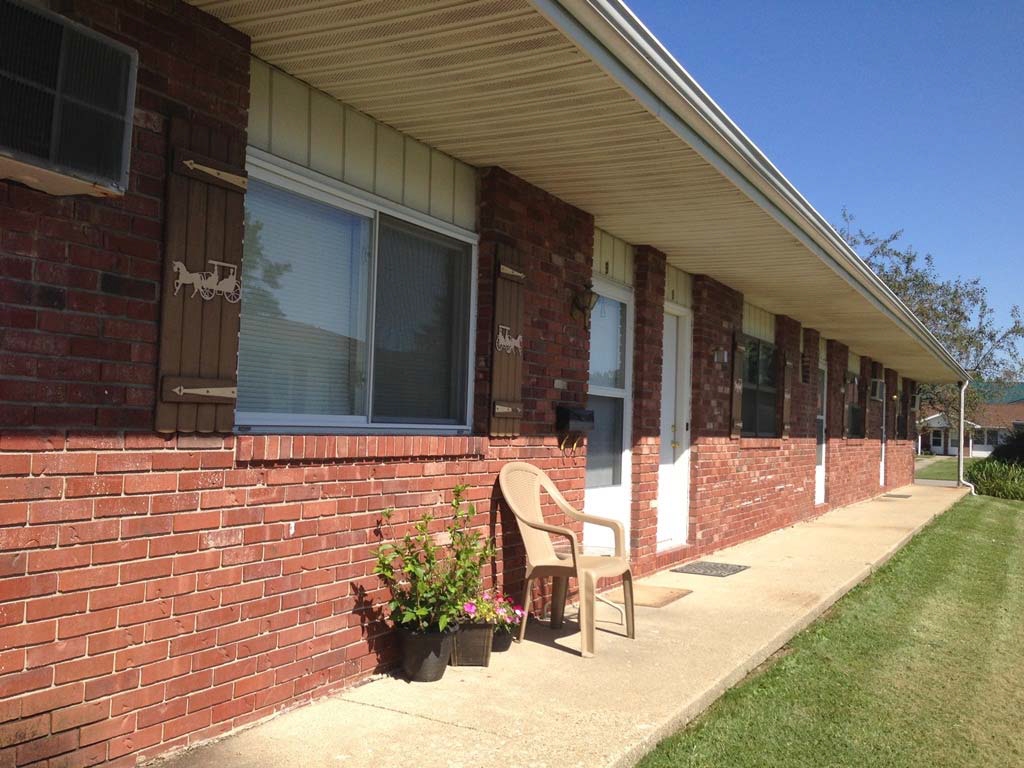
(237, 148, 479, 435)
(585, 276, 634, 489)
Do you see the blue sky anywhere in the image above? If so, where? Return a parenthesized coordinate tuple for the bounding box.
(628, 0, 1023, 330)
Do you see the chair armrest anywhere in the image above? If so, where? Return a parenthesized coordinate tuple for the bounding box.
(575, 514, 627, 559)
(518, 517, 579, 566)
(549, 494, 627, 559)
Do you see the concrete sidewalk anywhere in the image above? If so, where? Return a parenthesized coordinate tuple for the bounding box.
(157, 483, 967, 768)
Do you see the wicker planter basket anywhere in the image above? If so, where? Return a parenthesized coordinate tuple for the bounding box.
(450, 622, 494, 666)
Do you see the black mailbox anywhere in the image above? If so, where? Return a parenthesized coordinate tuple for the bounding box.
(556, 405, 594, 433)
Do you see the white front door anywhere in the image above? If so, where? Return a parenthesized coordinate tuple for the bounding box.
(584, 281, 632, 555)
(657, 310, 691, 550)
(815, 366, 827, 505)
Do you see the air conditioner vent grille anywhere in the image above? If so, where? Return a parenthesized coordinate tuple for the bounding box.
(0, 2, 62, 87)
(0, 0, 137, 196)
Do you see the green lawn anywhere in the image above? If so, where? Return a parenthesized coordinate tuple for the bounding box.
(915, 456, 980, 481)
(638, 495, 1024, 768)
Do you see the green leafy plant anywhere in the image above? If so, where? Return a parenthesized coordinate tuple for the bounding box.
(373, 485, 494, 633)
(965, 457, 1024, 501)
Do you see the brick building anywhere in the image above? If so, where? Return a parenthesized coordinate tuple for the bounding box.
(0, 0, 966, 765)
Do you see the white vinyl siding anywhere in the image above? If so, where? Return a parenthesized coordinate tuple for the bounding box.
(742, 303, 775, 343)
(249, 57, 477, 231)
(593, 228, 634, 286)
(665, 266, 692, 308)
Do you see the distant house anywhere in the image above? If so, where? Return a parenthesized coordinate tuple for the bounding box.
(919, 386, 1024, 456)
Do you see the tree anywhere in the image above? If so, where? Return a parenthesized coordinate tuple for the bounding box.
(837, 208, 1024, 424)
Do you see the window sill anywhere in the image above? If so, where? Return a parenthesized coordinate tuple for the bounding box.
(235, 434, 488, 464)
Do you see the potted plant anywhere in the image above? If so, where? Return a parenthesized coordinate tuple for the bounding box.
(444, 485, 497, 666)
(452, 590, 524, 664)
(373, 485, 492, 681)
(487, 591, 523, 652)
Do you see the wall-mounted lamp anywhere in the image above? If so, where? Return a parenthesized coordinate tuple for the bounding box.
(571, 284, 599, 324)
(713, 348, 730, 365)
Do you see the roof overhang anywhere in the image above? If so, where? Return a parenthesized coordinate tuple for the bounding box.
(187, 0, 967, 383)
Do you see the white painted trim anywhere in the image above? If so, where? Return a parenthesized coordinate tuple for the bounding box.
(238, 154, 478, 434)
(531, 0, 967, 383)
(248, 147, 479, 244)
(584, 276, 634, 553)
(658, 302, 693, 550)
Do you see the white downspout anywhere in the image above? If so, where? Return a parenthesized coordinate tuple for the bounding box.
(958, 380, 976, 495)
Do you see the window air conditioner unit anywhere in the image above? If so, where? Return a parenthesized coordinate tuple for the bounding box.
(0, 0, 137, 197)
(869, 378, 885, 401)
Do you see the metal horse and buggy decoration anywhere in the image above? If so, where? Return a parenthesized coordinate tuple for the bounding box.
(172, 260, 241, 303)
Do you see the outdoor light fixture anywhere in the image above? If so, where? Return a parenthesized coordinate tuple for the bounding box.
(713, 348, 729, 365)
(571, 284, 599, 323)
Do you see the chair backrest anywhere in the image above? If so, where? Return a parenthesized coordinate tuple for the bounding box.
(498, 462, 563, 566)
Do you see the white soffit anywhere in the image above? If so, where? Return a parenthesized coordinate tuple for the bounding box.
(187, 0, 964, 383)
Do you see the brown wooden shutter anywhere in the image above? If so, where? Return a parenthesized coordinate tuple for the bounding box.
(155, 119, 246, 434)
(489, 245, 525, 437)
(730, 333, 746, 439)
(781, 353, 793, 438)
(842, 372, 853, 438)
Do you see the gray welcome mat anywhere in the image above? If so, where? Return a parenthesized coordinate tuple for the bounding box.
(672, 561, 749, 578)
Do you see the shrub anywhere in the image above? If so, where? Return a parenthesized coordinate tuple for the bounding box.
(990, 429, 1024, 465)
(965, 458, 1024, 501)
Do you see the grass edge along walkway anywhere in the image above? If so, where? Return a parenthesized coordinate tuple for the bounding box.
(637, 494, 1024, 768)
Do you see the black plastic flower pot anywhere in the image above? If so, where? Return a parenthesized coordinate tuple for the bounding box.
(399, 626, 455, 682)
(491, 628, 514, 652)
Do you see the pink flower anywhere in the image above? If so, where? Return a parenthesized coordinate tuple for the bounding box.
(463, 601, 477, 616)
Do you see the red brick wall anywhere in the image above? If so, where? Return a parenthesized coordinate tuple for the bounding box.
(473, 167, 593, 437)
(686, 278, 819, 554)
(825, 438, 881, 508)
(0, 0, 250, 432)
(885, 440, 915, 488)
(1, 157, 597, 765)
(690, 276, 743, 437)
(630, 246, 666, 573)
(0, 431, 584, 766)
(689, 437, 818, 552)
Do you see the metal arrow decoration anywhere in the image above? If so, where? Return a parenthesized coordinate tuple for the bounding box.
(172, 385, 237, 399)
(182, 159, 248, 191)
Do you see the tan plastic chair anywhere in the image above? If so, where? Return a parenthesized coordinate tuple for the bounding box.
(498, 461, 635, 657)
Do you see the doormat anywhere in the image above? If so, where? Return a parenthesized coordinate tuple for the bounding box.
(604, 585, 691, 608)
(883, 493, 912, 499)
(672, 561, 749, 578)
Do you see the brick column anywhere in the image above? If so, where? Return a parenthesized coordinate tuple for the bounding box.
(630, 246, 666, 573)
(691, 276, 744, 437)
